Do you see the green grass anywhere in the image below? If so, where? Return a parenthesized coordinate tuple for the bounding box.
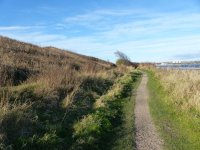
(0, 69, 142, 150)
(72, 71, 142, 150)
(111, 72, 141, 150)
(0, 74, 115, 150)
(147, 70, 200, 150)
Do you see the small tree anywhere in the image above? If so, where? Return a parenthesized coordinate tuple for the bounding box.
(115, 51, 131, 66)
(115, 51, 139, 68)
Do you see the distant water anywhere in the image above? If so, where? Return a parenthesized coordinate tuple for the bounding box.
(156, 63, 200, 70)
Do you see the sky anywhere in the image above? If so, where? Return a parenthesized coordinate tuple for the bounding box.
(0, 0, 200, 62)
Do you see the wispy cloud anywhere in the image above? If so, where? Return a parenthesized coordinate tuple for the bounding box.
(0, 26, 32, 31)
(64, 9, 143, 23)
(64, 9, 200, 31)
(98, 12, 200, 40)
(63, 9, 147, 31)
(1, 8, 200, 62)
(0, 25, 44, 31)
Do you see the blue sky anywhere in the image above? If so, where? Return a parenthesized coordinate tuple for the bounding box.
(0, 0, 200, 62)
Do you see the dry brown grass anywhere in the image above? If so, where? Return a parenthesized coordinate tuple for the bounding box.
(154, 68, 200, 112)
(0, 88, 33, 144)
(0, 36, 131, 149)
(0, 36, 114, 70)
(0, 36, 115, 87)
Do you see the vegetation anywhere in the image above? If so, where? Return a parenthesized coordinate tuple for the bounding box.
(115, 51, 139, 68)
(110, 72, 141, 150)
(147, 69, 200, 150)
(0, 36, 115, 87)
(72, 70, 141, 150)
(154, 69, 200, 112)
(0, 36, 140, 149)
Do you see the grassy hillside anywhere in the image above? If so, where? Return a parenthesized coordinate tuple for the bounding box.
(0, 36, 115, 86)
(0, 36, 139, 149)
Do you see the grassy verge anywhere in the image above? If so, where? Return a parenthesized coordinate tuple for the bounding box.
(111, 72, 141, 150)
(71, 70, 142, 150)
(147, 70, 200, 150)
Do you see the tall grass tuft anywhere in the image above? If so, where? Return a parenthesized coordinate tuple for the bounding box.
(153, 69, 200, 112)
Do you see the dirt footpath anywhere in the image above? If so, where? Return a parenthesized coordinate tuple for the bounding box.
(135, 74, 163, 150)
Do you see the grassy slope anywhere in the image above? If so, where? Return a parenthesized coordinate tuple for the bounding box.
(0, 36, 117, 149)
(0, 36, 142, 149)
(0, 36, 113, 70)
(0, 36, 115, 86)
(147, 70, 200, 150)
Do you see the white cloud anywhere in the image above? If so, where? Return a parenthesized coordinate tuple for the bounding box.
(0, 26, 32, 31)
(0, 25, 45, 31)
(1, 9, 200, 62)
(64, 9, 143, 23)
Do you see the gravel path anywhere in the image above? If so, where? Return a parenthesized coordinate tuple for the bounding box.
(135, 74, 163, 150)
